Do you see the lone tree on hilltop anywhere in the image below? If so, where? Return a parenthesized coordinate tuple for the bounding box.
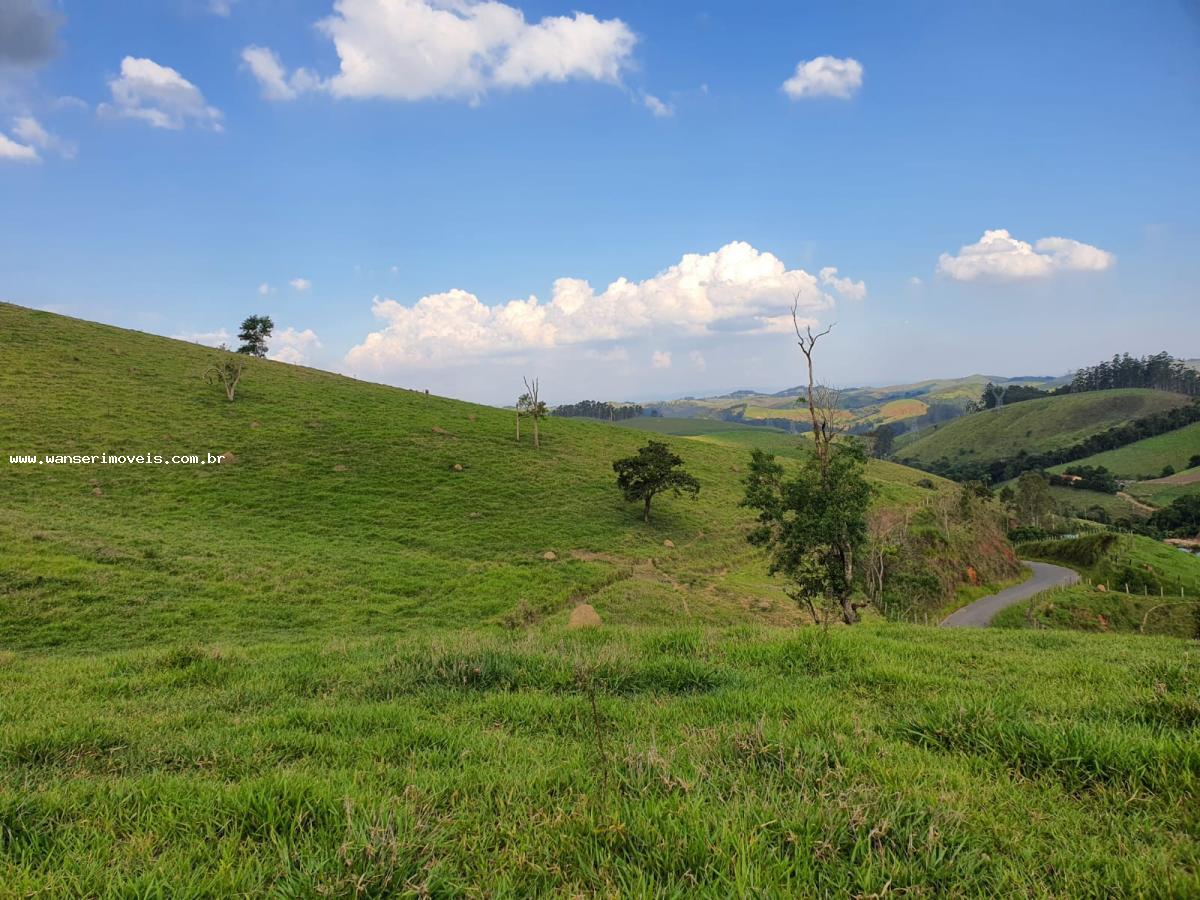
(613, 440, 700, 523)
(237, 315, 274, 358)
(741, 296, 873, 625)
(204, 354, 246, 402)
(517, 377, 547, 449)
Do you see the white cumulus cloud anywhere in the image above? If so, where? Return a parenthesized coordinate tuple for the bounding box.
(345, 241, 840, 371)
(936, 229, 1115, 281)
(651, 350, 671, 369)
(688, 350, 706, 371)
(243, 0, 636, 104)
(289, 277, 312, 292)
(783, 56, 863, 100)
(269, 327, 322, 365)
(100, 57, 223, 130)
(257, 282, 272, 295)
(11, 115, 75, 159)
(241, 46, 320, 101)
(0, 131, 39, 162)
(819, 266, 866, 300)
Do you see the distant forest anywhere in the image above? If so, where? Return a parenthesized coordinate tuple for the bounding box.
(982, 352, 1200, 408)
(553, 400, 655, 420)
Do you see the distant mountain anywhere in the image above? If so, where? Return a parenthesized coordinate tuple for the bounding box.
(639, 373, 1055, 436)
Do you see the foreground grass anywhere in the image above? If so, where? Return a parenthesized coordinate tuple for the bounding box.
(1, 623, 1197, 896)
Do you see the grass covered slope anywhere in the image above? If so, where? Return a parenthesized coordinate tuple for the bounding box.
(2, 624, 1198, 895)
(896, 389, 1190, 467)
(1018, 532, 1200, 596)
(994, 584, 1198, 637)
(997, 533, 1200, 637)
(0, 303, 965, 650)
(1048, 421, 1200, 481)
(1128, 470, 1200, 509)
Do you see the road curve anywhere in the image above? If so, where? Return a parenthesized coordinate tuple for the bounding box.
(940, 561, 1080, 628)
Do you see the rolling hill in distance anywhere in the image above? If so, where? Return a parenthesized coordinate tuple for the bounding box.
(893, 389, 1191, 468)
(635, 374, 1054, 434)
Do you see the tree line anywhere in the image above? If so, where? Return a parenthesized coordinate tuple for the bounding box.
(1067, 351, 1200, 396)
(552, 400, 653, 420)
(978, 351, 1200, 410)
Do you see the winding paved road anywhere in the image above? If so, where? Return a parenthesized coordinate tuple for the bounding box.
(940, 561, 1080, 628)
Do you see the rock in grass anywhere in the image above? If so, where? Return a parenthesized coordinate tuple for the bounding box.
(452, 463, 464, 472)
(663, 539, 675, 548)
(542, 551, 557, 561)
(568, 604, 602, 628)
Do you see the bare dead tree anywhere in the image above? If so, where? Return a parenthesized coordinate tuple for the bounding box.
(518, 377, 547, 449)
(204, 356, 246, 402)
(792, 294, 837, 470)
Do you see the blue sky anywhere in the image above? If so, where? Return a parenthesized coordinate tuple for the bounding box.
(2, 0, 1198, 404)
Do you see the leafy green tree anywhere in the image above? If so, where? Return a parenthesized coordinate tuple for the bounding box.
(1014, 472, 1055, 528)
(1150, 495, 1200, 536)
(612, 440, 700, 523)
(1188, 454, 1200, 470)
(236, 315, 274, 358)
(742, 440, 874, 625)
(870, 423, 897, 458)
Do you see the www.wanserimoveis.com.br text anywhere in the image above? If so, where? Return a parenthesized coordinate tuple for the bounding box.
(7, 453, 227, 466)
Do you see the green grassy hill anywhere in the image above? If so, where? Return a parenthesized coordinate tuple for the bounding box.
(620, 418, 943, 507)
(1128, 469, 1200, 509)
(2, 304, 1197, 895)
(618, 416, 793, 437)
(1018, 532, 1200, 596)
(895, 389, 1190, 467)
(1045, 485, 1149, 521)
(994, 583, 1198, 637)
(1, 304, 969, 650)
(1048, 421, 1200, 481)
